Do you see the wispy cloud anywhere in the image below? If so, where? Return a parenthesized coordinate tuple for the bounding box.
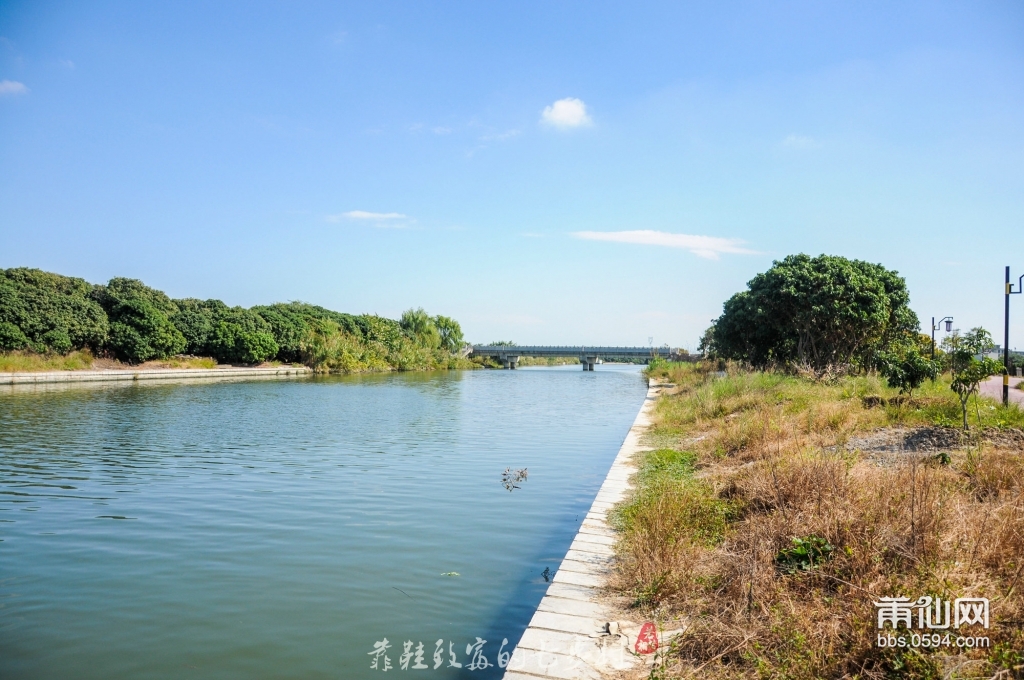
(326, 210, 413, 227)
(432, 126, 452, 135)
(541, 97, 591, 128)
(0, 80, 28, 96)
(572, 230, 756, 260)
(334, 210, 407, 221)
(481, 129, 520, 142)
(59, 59, 75, 69)
(781, 134, 819, 149)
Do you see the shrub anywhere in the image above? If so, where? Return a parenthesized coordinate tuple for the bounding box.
(172, 299, 278, 364)
(0, 321, 29, 351)
(877, 345, 938, 398)
(94, 278, 186, 363)
(0, 267, 108, 353)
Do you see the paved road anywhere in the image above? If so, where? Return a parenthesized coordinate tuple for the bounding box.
(979, 375, 1024, 406)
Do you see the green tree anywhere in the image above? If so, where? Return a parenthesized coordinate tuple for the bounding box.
(433, 315, 464, 354)
(712, 254, 919, 373)
(400, 308, 440, 349)
(943, 328, 1003, 430)
(94, 278, 186, 363)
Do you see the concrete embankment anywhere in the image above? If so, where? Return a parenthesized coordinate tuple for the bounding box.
(0, 366, 311, 387)
(503, 379, 666, 680)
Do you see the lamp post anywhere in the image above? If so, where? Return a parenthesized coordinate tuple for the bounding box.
(1003, 266, 1023, 406)
(931, 316, 953, 361)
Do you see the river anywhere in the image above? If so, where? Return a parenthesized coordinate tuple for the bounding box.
(0, 365, 647, 679)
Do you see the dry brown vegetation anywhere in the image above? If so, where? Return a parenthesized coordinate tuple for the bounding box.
(612, 362, 1024, 679)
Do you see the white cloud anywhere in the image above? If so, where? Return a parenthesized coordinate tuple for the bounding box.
(541, 97, 591, 128)
(432, 126, 452, 135)
(332, 210, 407, 221)
(781, 134, 819, 149)
(0, 80, 28, 96)
(572, 230, 756, 260)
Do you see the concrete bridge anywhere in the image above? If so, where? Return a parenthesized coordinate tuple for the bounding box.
(468, 345, 680, 371)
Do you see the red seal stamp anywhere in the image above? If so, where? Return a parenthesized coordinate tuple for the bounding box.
(635, 621, 659, 654)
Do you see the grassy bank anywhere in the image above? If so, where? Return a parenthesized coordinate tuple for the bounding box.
(614, 362, 1023, 678)
(0, 350, 222, 372)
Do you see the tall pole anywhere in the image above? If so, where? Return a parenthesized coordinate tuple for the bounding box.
(1005, 266, 1011, 406)
(931, 316, 936, 361)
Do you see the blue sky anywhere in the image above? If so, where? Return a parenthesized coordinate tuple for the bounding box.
(1, 1, 1023, 349)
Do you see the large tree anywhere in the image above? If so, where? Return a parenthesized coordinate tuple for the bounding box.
(711, 254, 918, 373)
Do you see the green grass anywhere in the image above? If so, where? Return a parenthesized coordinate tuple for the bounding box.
(647, 360, 1024, 431)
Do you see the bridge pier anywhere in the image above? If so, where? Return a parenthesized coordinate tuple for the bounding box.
(501, 355, 520, 370)
(582, 356, 597, 371)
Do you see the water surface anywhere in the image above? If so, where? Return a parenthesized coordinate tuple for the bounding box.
(0, 365, 647, 679)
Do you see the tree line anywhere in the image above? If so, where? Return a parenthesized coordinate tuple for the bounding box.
(0, 268, 465, 371)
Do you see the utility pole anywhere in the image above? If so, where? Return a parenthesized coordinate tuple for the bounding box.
(1004, 266, 1023, 406)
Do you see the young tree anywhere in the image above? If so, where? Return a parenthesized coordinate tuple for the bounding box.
(877, 345, 938, 400)
(943, 328, 1004, 430)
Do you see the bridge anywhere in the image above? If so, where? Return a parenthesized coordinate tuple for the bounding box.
(468, 345, 681, 371)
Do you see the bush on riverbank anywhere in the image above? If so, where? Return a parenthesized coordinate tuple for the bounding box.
(617, 361, 1024, 678)
(0, 267, 468, 371)
(0, 268, 108, 353)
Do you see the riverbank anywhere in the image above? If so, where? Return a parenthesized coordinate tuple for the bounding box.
(0, 365, 310, 387)
(613, 362, 1023, 678)
(503, 379, 668, 680)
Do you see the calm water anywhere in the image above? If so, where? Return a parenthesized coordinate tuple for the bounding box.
(0, 365, 647, 680)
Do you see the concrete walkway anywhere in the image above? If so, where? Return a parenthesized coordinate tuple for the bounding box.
(0, 365, 310, 386)
(979, 375, 1024, 406)
(502, 381, 665, 680)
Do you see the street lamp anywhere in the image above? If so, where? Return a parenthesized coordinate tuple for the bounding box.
(931, 316, 953, 360)
(1003, 266, 1023, 406)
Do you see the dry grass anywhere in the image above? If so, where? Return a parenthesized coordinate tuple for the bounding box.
(0, 350, 221, 372)
(0, 349, 96, 372)
(615, 362, 1024, 679)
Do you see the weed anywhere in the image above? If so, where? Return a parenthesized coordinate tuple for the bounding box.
(775, 536, 834, 573)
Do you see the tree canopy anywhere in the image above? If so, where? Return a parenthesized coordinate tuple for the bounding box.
(710, 254, 919, 373)
(0, 268, 108, 353)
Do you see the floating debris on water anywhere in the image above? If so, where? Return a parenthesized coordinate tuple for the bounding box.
(441, 572, 460, 577)
(541, 567, 553, 582)
(501, 467, 528, 492)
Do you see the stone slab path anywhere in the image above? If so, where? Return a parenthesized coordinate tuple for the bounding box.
(502, 381, 664, 680)
(0, 365, 310, 387)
